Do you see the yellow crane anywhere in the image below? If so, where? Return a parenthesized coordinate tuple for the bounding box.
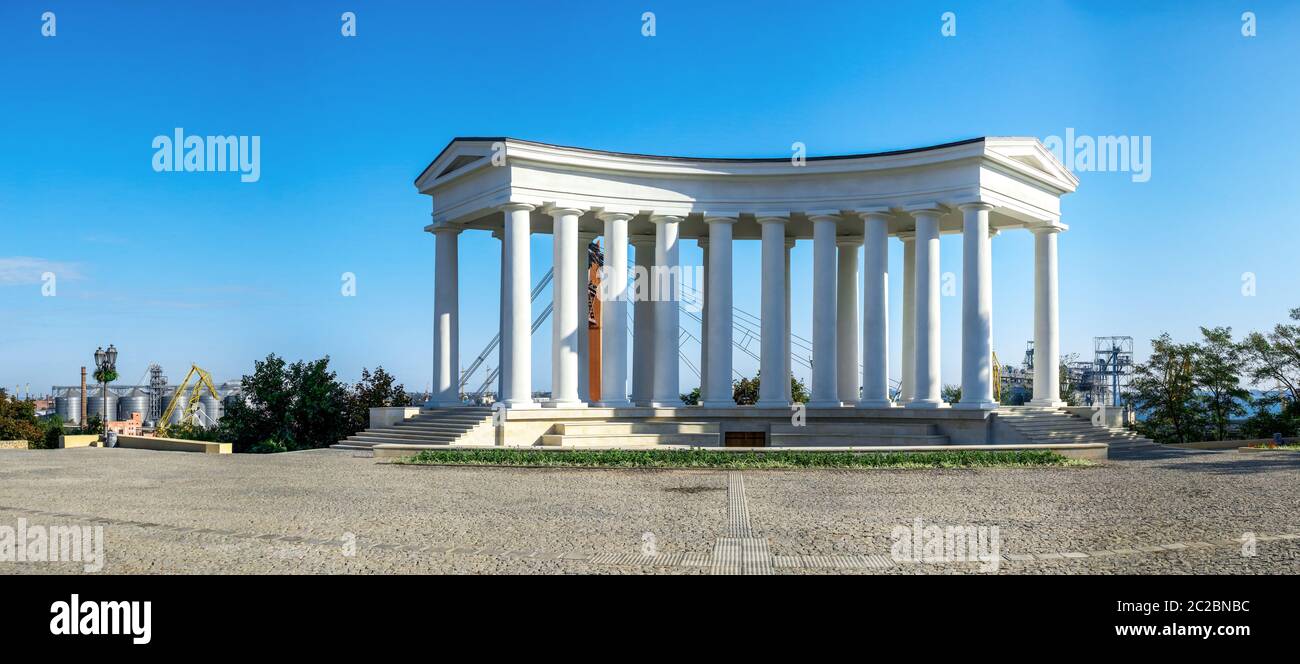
(156, 364, 220, 436)
(992, 351, 1002, 403)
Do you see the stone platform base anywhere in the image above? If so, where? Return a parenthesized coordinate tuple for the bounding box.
(370, 442, 1107, 461)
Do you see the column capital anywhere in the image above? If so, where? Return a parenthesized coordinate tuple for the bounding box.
(836, 235, 863, 248)
(755, 214, 790, 225)
(806, 212, 841, 224)
(956, 201, 996, 212)
(596, 211, 634, 222)
(904, 203, 947, 219)
(703, 214, 739, 224)
(853, 207, 894, 222)
(427, 223, 462, 236)
(499, 202, 536, 213)
(1030, 224, 1065, 235)
(649, 214, 683, 225)
(896, 231, 916, 241)
(544, 206, 585, 218)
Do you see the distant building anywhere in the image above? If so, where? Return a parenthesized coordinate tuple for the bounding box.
(106, 411, 143, 437)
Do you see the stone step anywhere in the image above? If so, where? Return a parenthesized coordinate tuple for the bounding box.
(770, 422, 938, 436)
(387, 423, 488, 434)
(770, 433, 950, 447)
(343, 436, 456, 447)
(540, 433, 720, 447)
(351, 430, 464, 442)
(352, 430, 459, 440)
(552, 421, 720, 435)
(1009, 423, 1103, 433)
(403, 418, 488, 428)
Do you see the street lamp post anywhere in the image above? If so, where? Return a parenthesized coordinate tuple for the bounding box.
(93, 344, 118, 433)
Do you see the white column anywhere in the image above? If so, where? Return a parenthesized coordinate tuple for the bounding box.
(545, 207, 584, 408)
(860, 212, 892, 407)
(807, 214, 840, 407)
(907, 208, 944, 408)
(702, 216, 737, 407)
(837, 236, 862, 405)
(784, 238, 794, 402)
(899, 233, 916, 403)
(500, 205, 536, 408)
(757, 216, 789, 408)
(1031, 226, 1065, 406)
(650, 215, 682, 407)
(697, 238, 710, 402)
(597, 213, 632, 407)
(494, 229, 506, 402)
(630, 236, 656, 406)
(957, 203, 997, 409)
(428, 225, 462, 407)
(576, 231, 596, 404)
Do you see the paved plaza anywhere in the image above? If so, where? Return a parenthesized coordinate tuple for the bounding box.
(1, 447, 1297, 574)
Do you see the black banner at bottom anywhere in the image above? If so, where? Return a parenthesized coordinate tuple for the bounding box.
(0, 574, 1290, 653)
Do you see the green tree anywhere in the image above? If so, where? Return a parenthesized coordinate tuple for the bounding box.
(1128, 334, 1202, 444)
(38, 414, 65, 450)
(0, 390, 43, 446)
(1239, 308, 1300, 437)
(1240, 307, 1300, 410)
(1193, 326, 1251, 441)
(732, 376, 759, 405)
(680, 387, 700, 406)
(219, 354, 353, 452)
(347, 366, 412, 432)
(1059, 353, 1083, 406)
(941, 384, 962, 404)
(729, 373, 807, 405)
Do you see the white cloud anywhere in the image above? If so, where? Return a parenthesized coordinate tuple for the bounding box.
(0, 257, 84, 285)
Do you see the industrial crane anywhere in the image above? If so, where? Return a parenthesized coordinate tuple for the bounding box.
(156, 364, 220, 436)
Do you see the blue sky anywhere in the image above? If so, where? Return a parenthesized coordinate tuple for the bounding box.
(2, 0, 1298, 396)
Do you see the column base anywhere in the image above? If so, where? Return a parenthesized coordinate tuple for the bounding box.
(647, 401, 682, 408)
(755, 399, 791, 409)
(501, 399, 539, 410)
(905, 399, 949, 409)
(595, 399, 632, 408)
(856, 399, 895, 409)
(542, 400, 588, 409)
(699, 400, 737, 408)
(806, 400, 843, 409)
(952, 401, 999, 410)
(1028, 399, 1067, 408)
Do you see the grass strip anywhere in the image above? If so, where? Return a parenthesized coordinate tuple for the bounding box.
(392, 447, 1086, 469)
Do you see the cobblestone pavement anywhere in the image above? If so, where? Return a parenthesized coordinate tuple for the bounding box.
(0, 447, 1297, 574)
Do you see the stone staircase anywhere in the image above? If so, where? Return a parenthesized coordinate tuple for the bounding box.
(331, 407, 495, 451)
(770, 422, 949, 447)
(541, 421, 720, 448)
(996, 407, 1162, 457)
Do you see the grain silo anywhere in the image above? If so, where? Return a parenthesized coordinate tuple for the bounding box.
(117, 387, 151, 423)
(54, 387, 82, 425)
(160, 390, 189, 425)
(198, 392, 224, 427)
(85, 387, 119, 422)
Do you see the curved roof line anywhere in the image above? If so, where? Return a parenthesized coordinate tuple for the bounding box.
(416, 136, 988, 185)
